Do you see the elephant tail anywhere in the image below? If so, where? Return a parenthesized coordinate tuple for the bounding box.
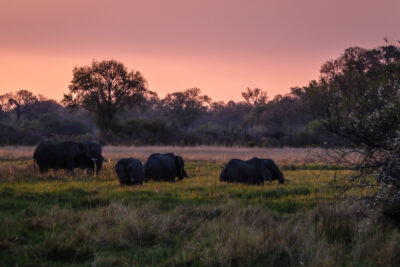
(33, 144, 40, 170)
(33, 155, 36, 169)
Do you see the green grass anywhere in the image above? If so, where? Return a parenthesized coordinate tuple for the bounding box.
(0, 160, 397, 266)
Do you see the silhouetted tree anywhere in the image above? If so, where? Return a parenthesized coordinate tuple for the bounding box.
(242, 87, 268, 106)
(0, 90, 38, 121)
(62, 60, 148, 131)
(0, 105, 8, 121)
(160, 87, 211, 127)
(23, 95, 64, 120)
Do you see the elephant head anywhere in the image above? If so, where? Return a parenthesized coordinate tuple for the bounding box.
(175, 155, 188, 180)
(260, 159, 285, 184)
(79, 142, 106, 173)
(129, 166, 144, 184)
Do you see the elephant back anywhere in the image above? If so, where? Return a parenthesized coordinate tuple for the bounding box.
(144, 153, 178, 181)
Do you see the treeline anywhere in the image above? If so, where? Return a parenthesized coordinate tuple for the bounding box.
(0, 86, 342, 146)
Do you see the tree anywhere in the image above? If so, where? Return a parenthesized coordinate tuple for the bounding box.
(0, 90, 38, 121)
(299, 44, 400, 216)
(62, 60, 148, 131)
(0, 103, 8, 121)
(241, 87, 268, 106)
(160, 87, 211, 127)
(300, 45, 400, 151)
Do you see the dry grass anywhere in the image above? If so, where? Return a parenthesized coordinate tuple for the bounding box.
(0, 145, 336, 164)
(103, 146, 326, 165)
(15, 200, 400, 266)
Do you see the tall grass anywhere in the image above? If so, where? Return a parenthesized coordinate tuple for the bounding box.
(1, 145, 340, 164)
(2, 199, 398, 266)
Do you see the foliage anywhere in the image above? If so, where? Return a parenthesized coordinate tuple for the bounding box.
(297, 44, 400, 217)
(242, 87, 268, 106)
(0, 58, 350, 147)
(62, 60, 149, 131)
(0, 90, 38, 121)
(0, 84, 338, 146)
(122, 117, 178, 145)
(299, 45, 400, 150)
(159, 87, 211, 127)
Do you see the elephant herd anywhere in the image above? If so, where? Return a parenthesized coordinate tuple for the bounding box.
(33, 141, 285, 185)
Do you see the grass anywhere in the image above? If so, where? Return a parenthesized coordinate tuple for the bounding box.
(0, 145, 354, 164)
(0, 147, 397, 266)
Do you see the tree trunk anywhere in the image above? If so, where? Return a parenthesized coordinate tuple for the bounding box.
(16, 106, 21, 121)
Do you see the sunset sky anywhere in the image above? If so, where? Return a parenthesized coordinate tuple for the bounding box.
(1, 0, 399, 102)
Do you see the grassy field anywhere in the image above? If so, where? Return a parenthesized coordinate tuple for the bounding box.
(0, 147, 398, 266)
(0, 146, 349, 164)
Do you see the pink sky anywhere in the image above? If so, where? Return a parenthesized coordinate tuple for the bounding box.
(1, 0, 399, 102)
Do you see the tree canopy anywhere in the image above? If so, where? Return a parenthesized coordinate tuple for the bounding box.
(62, 60, 148, 131)
(0, 90, 38, 121)
(242, 87, 268, 107)
(160, 87, 211, 127)
(299, 45, 400, 152)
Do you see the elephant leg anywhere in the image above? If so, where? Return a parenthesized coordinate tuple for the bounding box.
(39, 166, 47, 173)
(66, 157, 75, 174)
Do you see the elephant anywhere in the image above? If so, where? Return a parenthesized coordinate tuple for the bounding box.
(33, 141, 106, 174)
(144, 153, 188, 181)
(115, 158, 144, 185)
(219, 157, 284, 185)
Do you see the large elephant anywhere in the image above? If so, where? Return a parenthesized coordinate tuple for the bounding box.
(115, 158, 144, 185)
(144, 153, 188, 181)
(220, 157, 284, 185)
(33, 141, 106, 173)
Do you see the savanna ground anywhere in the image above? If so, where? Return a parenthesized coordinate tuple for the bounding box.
(0, 147, 398, 266)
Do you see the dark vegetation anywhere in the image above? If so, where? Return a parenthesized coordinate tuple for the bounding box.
(2, 44, 398, 152)
(0, 60, 343, 147)
(297, 43, 400, 222)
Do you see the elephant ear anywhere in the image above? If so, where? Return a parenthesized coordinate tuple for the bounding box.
(264, 159, 285, 183)
(175, 156, 185, 179)
(260, 160, 273, 181)
(78, 142, 96, 161)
